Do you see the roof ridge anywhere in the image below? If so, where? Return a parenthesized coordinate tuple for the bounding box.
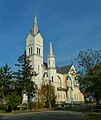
(57, 64, 72, 74)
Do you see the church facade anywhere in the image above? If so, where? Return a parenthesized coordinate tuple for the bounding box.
(24, 16, 84, 105)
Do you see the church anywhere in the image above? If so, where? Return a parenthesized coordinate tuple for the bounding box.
(23, 15, 84, 105)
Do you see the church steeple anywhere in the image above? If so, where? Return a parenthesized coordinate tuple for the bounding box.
(48, 40, 55, 69)
(47, 40, 56, 84)
(31, 15, 38, 36)
(48, 40, 54, 57)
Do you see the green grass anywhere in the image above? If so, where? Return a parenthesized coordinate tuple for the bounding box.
(0, 110, 5, 113)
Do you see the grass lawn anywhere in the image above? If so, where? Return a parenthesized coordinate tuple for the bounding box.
(0, 110, 5, 113)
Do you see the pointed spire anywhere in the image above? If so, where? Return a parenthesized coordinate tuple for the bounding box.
(34, 15, 37, 25)
(48, 40, 54, 57)
(31, 15, 38, 36)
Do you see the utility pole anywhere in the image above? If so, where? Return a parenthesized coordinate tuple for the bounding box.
(49, 80, 51, 109)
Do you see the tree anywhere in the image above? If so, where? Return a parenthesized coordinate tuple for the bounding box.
(39, 84, 56, 108)
(0, 64, 13, 105)
(76, 49, 101, 104)
(15, 51, 37, 110)
(6, 92, 21, 112)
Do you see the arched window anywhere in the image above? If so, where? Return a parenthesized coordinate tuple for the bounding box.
(37, 47, 38, 55)
(31, 47, 33, 55)
(52, 76, 53, 82)
(37, 47, 41, 56)
(39, 48, 40, 55)
(29, 47, 33, 55)
(29, 48, 30, 55)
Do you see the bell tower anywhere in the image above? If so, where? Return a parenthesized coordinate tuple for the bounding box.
(26, 15, 43, 87)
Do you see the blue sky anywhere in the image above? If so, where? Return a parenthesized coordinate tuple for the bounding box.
(0, 0, 101, 69)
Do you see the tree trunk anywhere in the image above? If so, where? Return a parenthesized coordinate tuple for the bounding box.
(20, 91, 23, 111)
(95, 93, 100, 104)
(27, 103, 29, 111)
(27, 95, 30, 111)
(20, 104, 23, 111)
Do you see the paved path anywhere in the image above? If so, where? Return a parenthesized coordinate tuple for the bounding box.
(0, 111, 86, 120)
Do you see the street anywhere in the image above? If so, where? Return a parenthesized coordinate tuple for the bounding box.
(0, 111, 85, 120)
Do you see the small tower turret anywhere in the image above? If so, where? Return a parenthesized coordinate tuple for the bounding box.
(47, 40, 57, 84)
(48, 40, 56, 69)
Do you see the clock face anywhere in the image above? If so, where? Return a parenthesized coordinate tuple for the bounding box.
(29, 39, 33, 45)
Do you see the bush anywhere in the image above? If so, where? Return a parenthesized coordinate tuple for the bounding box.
(29, 102, 46, 110)
(0, 104, 6, 110)
(6, 92, 21, 111)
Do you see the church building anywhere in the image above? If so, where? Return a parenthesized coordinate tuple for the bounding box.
(23, 15, 84, 105)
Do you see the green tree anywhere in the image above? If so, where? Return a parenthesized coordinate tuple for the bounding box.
(77, 49, 101, 104)
(39, 84, 56, 108)
(6, 92, 21, 112)
(15, 51, 37, 110)
(0, 64, 13, 105)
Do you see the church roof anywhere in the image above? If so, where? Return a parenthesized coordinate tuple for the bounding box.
(57, 65, 72, 74)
